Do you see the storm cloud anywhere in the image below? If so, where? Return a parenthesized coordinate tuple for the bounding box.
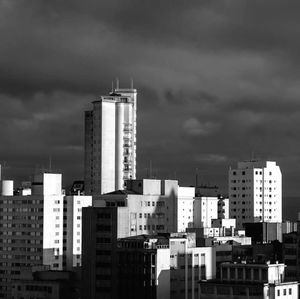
(1, 0, 300, 199)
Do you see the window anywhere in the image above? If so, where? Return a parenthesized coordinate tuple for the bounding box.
(283, 289, 286, 296)
(277, 290, 280, 296)
(289, 289, 292, 295)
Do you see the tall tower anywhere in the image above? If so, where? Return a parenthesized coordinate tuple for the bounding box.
(228, 160, 282, 229)
(84, 86, 137, 195)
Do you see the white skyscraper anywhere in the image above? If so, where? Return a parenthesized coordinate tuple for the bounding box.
(84, 86, 137, 195)
(229, 160, 282, 229)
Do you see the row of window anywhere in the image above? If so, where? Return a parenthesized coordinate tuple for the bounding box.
(139, 213, 165, 219)
(232, 171, 272, 176)
(278, 288, 292, 296)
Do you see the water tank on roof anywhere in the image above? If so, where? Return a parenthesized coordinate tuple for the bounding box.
(2, 180, 13, 196)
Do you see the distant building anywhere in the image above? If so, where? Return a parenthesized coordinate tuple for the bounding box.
(84, 87, 137, 195)
(199, 262, 298, 299)
(229, 160, 282, 229)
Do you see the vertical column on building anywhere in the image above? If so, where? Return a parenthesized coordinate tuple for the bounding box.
(115, 102, 125, 190)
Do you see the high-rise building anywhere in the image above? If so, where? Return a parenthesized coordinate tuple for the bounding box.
(84, 86, 137, 195)
(229, 160, 282, 229)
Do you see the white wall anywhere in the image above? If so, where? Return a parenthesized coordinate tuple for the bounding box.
(156, 249, 170, 299)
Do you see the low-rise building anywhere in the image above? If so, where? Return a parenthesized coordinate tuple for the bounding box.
(199, 262, 298, 299)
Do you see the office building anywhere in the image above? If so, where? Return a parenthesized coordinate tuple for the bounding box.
(84, 86, 137, 195)
(229, 160, 282, 229)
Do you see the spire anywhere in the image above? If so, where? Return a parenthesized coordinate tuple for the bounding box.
(116, 78, 119, 90)
(130, 78, 134, 89)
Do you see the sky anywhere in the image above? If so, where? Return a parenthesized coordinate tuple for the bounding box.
(1, 1, 300, 200)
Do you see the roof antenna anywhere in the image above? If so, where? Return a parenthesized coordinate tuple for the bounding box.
(130, 78, 134, 89)
(116, 78, 119, 90)
(111, 80, 114, 93)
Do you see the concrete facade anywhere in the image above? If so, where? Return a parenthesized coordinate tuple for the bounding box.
(64, 195, 92, 270)
(199, 262, 298, 299)
(194, 196, 219, 228)
(0, 173, 64, 298)
(84, 88, 137, 195)
(98, 233, 216, 299)
(229, 161, 282, 229)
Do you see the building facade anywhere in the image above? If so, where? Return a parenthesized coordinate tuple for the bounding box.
(229, 161, 282, 229)
(0, 173, 92, 298)
(82, 231, 216, 299)
(194, 196, 219, 228)
(84, 87, 137, 195)
(199, 262, 298, 299)
(0, 174, 64, 298)
(64, 195, 92, 270)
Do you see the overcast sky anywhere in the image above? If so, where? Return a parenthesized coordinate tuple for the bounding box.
(1, 0, 300, 197)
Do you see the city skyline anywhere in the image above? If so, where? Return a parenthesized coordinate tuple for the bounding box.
(1, 1, 300, 198)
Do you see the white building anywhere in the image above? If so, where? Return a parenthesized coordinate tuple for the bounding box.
(229, 160, 282, 229)
(199, 262, 298, 299)
(0, 172, 93, 297)
(194, 196, 219, 228)
(84, 86, 137, 195)
(64, 195, 92, 269)
(96, 179, 179, 234)
(0, 173, 64, 297)
(177, 187, 195, 232)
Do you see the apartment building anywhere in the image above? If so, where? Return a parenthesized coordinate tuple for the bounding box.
(84, 87, 137, 195)
(229, 160, 282, 229)
(0, 174, 64, 298)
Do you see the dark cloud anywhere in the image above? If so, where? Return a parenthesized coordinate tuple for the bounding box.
(1, 0, 300, 197)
